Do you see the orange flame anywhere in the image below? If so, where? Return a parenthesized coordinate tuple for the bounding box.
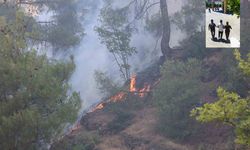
(95, 103, 104, 110)
(130, 74, 137, 92)
(89, 92, 126, 113)
(139, 84, 151, 97)
(89, 74, 155, 113)
(109, 92, 126, 102)
(69, 122, 81, 134)
(90, 103, 104, 112)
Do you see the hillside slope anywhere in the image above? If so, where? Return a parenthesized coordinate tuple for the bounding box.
(51, 93, 234, 150)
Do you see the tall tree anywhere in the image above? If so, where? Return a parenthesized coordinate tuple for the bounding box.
(96, 4, 136, 81)
(104, 0, 172, 59)
(159, 0, 171, 59)
(0, 0, 84, 51)
(0, 8, 81, 150)
(125, 0, 203, 59)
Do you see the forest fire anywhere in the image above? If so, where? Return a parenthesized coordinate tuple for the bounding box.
(67, 76, 158, 137)
(89, 74, 153, 113)
(68, 122, 81, 134)
(138, 84, 151, 97)
(90, 103, 105, 112)
(108, 92, 126, 102)
(130, 75, 151, 97)
(130, 74, 137, 92)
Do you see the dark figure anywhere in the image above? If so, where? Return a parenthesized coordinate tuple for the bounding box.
(217, 20, 224, 40)
(208, 19, 216, 39)
(224, 22, 232, 41)
(208, 8, 211, 13)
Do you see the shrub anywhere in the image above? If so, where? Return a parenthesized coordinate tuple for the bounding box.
(153, 59, 204, 140)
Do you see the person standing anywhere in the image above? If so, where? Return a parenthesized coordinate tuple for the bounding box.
(208, 19, 216, 39)
(217, 20, 224, 40)
(224, 22, 232, 41)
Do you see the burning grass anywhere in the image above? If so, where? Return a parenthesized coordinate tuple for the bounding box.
(89, 74, 155, 114)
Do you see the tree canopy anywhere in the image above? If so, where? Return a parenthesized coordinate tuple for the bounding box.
(95, 3, 136, 81)
(227, 0, 240, 15)
(0, 5, 81, 150)
(0, 0, 84, 51)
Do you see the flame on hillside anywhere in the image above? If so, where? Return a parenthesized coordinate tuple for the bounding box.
(90, 74, 153, 113)
(130, 74, 137, 92)
(66, 75, 158, 136)
(139, 84, 151, 97)
(90, 103, 104, 112)
(68, 122, 81, 134)
(108, 92, 126, 102)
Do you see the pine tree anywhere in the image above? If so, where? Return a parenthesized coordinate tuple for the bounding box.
(0, 9, 81, 150)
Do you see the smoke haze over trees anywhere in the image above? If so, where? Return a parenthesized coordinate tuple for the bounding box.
(1, 0, 250, 149)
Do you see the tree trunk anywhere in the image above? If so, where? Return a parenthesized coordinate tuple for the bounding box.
(212, 0, 215, 11)
(224, 0, 227, 13)
(160, 0, 171, 59)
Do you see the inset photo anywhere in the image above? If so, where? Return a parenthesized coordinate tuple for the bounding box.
(206, 0, 240, 48)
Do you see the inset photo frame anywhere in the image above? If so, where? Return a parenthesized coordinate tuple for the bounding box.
(206, 0, 240, 48)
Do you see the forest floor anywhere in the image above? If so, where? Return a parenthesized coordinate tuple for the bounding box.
(206, 8, 240, 48)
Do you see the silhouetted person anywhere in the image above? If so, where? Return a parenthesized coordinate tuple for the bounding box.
(217, 20, 224, 40)
(224, 22, 232, 41)
(208, 19, 216, 39)
(208, 8, 211, 13)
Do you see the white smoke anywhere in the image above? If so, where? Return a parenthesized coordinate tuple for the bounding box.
(70, 0, 186, 112)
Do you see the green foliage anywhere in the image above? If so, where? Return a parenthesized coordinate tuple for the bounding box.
(0, 10, 81, 149)
(46, 0, 84, 50)
(215, 50, 248, 96)
(227, 0, 240, 15)
(0, 0, 84, 51)
(191, 87, 250, 145)
(206, 2, 212, 8)
(235, 49, 250, 76)
(94, 70, 121, 97)
(51, 132, 100, 150)
(95, 4, 136, 80)
(153, 59, 204, 140)
(191, 50, 250, 146)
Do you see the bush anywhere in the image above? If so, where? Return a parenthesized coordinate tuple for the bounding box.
(106, 110, 134, 134)
(51, 132, 100, 150)
(180, 31, 212, 60)
(153, 59, 204, 140)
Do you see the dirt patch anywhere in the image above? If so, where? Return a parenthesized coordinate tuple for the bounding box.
(81, 110, 115, 131)
(96, 135, 128, 150)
